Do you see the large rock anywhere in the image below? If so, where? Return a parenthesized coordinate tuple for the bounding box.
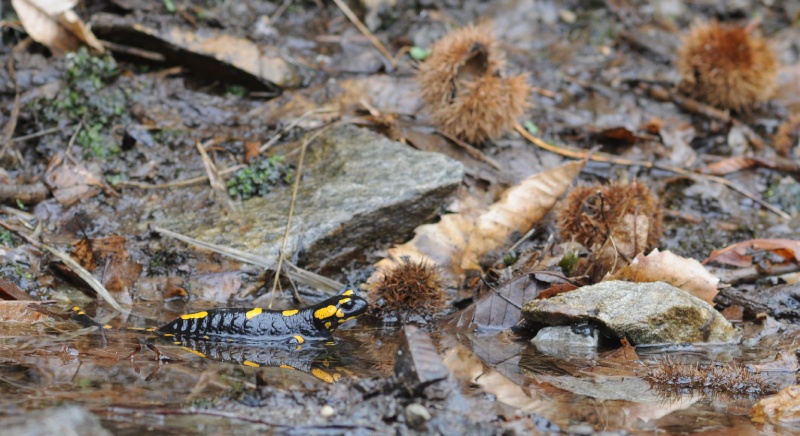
(161, 124, 464, 273)
(523, 281, 735, 344)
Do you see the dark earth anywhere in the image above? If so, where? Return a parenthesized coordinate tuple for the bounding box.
(1, 0, 800, 434)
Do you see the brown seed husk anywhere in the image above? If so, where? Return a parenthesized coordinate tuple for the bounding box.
(416, 24, 530, 144)
(677, 21, 778, 111)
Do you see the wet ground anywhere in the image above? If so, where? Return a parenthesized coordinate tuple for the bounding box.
(1, 0, 800, 434)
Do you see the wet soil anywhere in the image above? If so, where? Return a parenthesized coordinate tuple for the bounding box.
(1, 0, 800, 434)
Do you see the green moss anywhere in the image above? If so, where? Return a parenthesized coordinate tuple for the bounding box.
(38, 47, 129, 159)
(227, 155, 294, 200)
(0, 230, 15, 247)
(559, 250, 580, 275)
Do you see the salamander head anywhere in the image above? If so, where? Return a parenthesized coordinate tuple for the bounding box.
(311, 289, 368, 335)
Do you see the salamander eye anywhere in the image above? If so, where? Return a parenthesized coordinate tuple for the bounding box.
(341, 300, 356, 311)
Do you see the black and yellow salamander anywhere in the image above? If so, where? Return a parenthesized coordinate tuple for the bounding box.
(73, 289, 368, 345)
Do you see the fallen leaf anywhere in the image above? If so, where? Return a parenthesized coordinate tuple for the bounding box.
(70, 238, 97, 271)
(605, 249, 720, 304)
(703, 239, 800, 268)
(91, 13, 294, 90)
(467, 274, 548, 330)
(0, 278, 33, 300)
(11, 0, 104, 55)
(461, 160, 585, 271)
(92, 236, 142, 294)
(537, 282, 578, 299)
(0, 300, 47, 323)
(752, 384, 800, 425)
(591, 126, 639, 147)
(43, 153, 115, 206)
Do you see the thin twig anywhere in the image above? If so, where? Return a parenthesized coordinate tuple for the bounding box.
(268, 124, 334, 309)
(331, 0, 395, 68)
(152, 226, 343, 293)
(196, 139, 240, 221)
(514, 122, 790, 220)
(100, 40, 165, 62)
(259, 107, 337, 154)
(116, 165, 246, 189)
(435, 129, 503, 170)
(0, 221, 123, 312)
(11, 127, 61, 142)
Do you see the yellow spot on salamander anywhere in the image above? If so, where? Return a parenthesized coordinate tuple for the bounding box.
(342, 316, 356, 323)
(203, 335, 209, 339)
(336, 309, 345, 318)
(180, 311, 208, 320)
(338, 298, 352, 305)
(280, 364, 297, 370)
(72, 306, 81, 312)
(293, 335, 305, 344)
(342, 289, 355, 296)
(282, 309, 299, 316)
(314, 305, 337, 320)
(312, 368, 335, 383)
(146, 327, 157, 332)
(128, 327, 145, 331)
(325, 321, 332, 330)
(245, 308, 262, 319)
(243, 360, 260, 368)
(181, 347, 206, 358)
(163, 333, 174, 337)
(333, 373, 342, 382)
(103, 325, 113, 329)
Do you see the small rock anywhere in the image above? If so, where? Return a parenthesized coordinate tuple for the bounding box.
(559, 9, 577, 24)
(161, 124, 464, 275)
(531, 326, 599, 359)
(523, 281, 735, 344)
(405, 403, 431, 429)
(320, 405, 335, 417)
(567, 424, 596, 435)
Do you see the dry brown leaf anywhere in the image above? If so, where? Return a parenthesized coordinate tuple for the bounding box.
(752, 384, 800, 425)
(604, 249, 720, 304)
(0, 300, 47, 323)
(11, 0, 104, 55)
(43, 153, 115, 206)
(461, 160, 584, 271)
(703, 239, 800, 268)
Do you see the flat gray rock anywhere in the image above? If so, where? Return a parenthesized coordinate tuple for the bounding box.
(161, 124, 464, 273)
(523, 281, 735, 344)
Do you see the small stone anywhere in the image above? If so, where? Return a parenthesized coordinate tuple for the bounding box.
(320, 405, 335, 417)
(559, 9, 577, 24)
(567, 424, 596, 435)
(405, 403, 431, 429)
(523, 281, 735, 344)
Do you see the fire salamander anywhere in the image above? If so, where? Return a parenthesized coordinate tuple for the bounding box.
(158, 289, 368, 343)
(72, 289, 368, 345)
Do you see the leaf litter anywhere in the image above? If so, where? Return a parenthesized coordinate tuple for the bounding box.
(2, 0, 800, 434)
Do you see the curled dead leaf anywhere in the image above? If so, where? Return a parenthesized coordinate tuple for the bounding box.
(704, 239, 800, 268)
(604, 249, 720, 304)
(11, 0, 104, 55)
(461, 160, 584, 271)
(752, 384, 800, 425)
